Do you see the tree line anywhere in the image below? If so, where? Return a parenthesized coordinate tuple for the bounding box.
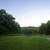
(0, 9, 50, 35)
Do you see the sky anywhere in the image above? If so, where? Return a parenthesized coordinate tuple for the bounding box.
(0, 0, 50, 27)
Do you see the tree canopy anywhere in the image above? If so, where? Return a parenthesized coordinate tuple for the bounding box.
(0, 9, 20, 35)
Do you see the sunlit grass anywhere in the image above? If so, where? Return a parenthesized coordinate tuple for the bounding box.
(0, 35, 50, 50)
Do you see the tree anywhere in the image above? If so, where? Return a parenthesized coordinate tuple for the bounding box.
(0, 9, 20, 35)
(46, 21, 50, 35)
(39, 23, 47, 34)
(32, 27, 39, 35)
(21, 27, 33, 35)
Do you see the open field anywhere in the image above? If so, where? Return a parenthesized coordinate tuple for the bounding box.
(0, 35, 50, 50)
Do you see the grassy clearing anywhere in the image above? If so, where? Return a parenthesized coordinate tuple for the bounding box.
(0, 35, 50, 50)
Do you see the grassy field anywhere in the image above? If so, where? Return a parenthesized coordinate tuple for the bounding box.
(0, 35, 50, 50)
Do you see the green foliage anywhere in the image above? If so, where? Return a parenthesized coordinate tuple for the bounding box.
(32, 27, 39, 34)
(21, 27, 39, 35)
(39, 21, 50, 35)
(46, 21, 50, 35)
(39, 23, 47, 34)
(0, 9, 20, 35)
(21, 27, 33, 35)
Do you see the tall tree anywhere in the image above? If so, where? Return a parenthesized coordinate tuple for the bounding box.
(46, 21, 50, 35)
(0, 9, 20, 35)
(39, 23, 47, 34)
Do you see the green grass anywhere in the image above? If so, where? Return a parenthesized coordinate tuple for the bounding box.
(0, 35, 50, 50)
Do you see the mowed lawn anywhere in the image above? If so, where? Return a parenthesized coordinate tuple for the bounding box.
(0, 35, 50, 50)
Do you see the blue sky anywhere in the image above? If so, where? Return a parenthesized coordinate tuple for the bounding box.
(0, 0, 50, 27)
